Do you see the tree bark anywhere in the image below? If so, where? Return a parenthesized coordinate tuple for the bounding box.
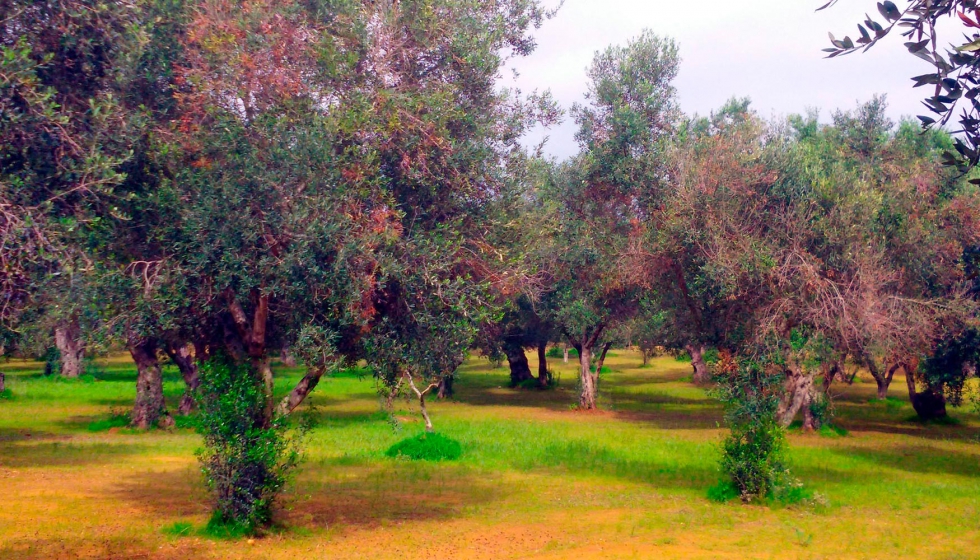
(903, 361, 947, 420)
(0, 371, 5, 393)
(405, 372, 437, 432)
(276, 367, 325, 417)
(686, 343, 710, 385)
(256, 356, 274, 427)
(437, 374, 454, 399)
(165, 342, 200, 415)
(777, 363, 814, 428)
(130, 339, 168, 429)
(536, 341, 549, 388)
(821, 361, 839, 392)
(54, 321, 84, 378)
(280, 348, 297, 367)
(578, 344, 597, 410)
(563, 346, 569, 363)
(503, 341, 532, 386)
(226, 289, 274, 426)
(863, 353, 895, 399)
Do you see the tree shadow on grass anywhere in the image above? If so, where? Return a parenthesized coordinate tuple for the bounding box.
(831, 444, 980, 479)
(109, 459, 508, 531)
(0, 439, 147, 468)
(609, 408, 723, 431)
(287, 462, 509, 528)
(109, 466, 210, 518)
(833, 405, 980, 442)
(510, 438, 720, 492)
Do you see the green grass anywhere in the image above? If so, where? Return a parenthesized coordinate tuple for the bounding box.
(0, 351, 978, 559)
(787, 421, 849, 438)
(162, 521, 195, 538)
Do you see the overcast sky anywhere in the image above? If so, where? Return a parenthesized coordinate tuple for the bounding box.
(506, 0, 944, 159)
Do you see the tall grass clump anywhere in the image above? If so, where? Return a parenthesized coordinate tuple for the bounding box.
(712, 355, 788, 502)
(195, 353, 306, 534)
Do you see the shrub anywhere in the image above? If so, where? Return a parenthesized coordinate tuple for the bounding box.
(713, 357, 788, 501)
(385, 432, 462, 461)
(545, 346, 564, 359)
(195, 354, 306, 534)
(706, 480, 740, 503)
(703, 348, 720, 365)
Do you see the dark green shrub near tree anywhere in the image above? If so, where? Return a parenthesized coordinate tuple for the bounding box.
(195, 354, 306, 534)
(713, 356, 788, 502)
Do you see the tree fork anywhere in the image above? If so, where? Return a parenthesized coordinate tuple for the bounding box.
(405, 371, 438, 432)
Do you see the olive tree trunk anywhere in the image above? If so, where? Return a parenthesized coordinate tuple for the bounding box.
(130, 339, 168, 429)
(777, 363, 815, 429)
(55, 321, 85, 378)
(437, 374, 454, 398)
(578, 344, 597, 409)
(165, 342, 200, 415)
(903, 361, 947, 420)
(685, 343, 710, 385)
(863, 353, 896, 400)
(503, 341, 532, 386)
(536, 341, 549, 388)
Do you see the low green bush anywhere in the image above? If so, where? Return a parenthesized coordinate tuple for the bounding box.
(714, 358, 788, 502)
(703, 348, 720, 364)
(196, 354, 307, 535)
(385, 432, 462, 461)
(706, 480, 740, 503)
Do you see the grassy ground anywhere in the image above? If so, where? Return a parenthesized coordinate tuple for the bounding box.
(1, 349, 979, 559)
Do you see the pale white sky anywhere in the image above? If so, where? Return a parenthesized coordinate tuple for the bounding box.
(507, 0, 949, 159)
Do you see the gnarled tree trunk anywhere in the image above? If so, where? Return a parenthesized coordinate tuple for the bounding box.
(279, 347, 297, 367)
(686, 343, 710, 385)
(503, 341, 532, 386)
(864, 353, 896, 399)
(165, 342, 200, 415)
(276, 367, 325, 417)
(130, 338, 168, 429)
(578, 344, 597, 410)
(536, 341, 549, 388)
(55, 321, 84, 378)
(777, 363, 815, 428)
(437, 374, 454, 399)
(903, 361, 946, 420)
